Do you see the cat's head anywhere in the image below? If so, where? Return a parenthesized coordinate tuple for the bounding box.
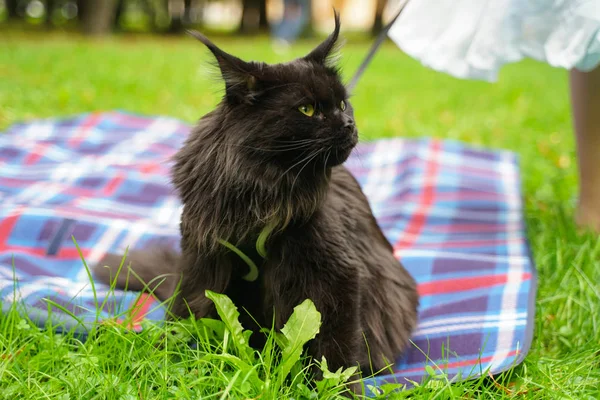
(189, 12, 357, 169)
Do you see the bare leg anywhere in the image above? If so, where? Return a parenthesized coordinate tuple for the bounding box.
(570, 66, 600, 231)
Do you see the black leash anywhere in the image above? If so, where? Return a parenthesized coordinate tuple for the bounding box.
(347, 0, 409, 91)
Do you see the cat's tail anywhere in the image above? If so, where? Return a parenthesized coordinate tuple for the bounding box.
(92, 247, 181, 302)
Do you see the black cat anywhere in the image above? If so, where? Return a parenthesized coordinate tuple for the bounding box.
(94, 12, 418, 391)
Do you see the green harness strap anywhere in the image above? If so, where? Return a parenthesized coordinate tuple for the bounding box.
(218, 220, 278, 282)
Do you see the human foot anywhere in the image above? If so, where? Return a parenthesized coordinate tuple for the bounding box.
(575, 202, 600, 233)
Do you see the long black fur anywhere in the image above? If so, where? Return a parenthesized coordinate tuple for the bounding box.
(94, 12, 418, 392)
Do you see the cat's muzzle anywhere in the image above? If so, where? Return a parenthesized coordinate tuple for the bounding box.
(327, 127, 358, 166)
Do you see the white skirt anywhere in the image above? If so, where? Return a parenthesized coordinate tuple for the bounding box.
(387, 0, 600, 81)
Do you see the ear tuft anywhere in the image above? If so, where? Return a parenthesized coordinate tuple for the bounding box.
(187, 30, 216, 53)
(188, 29, 261, 104)
(303, 9, 341, 66)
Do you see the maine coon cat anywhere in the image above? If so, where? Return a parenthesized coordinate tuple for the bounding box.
(94, 13, 419, 387)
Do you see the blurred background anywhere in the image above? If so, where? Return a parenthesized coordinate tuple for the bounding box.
(0, 0, 574, 209)
(0, 0, 398, 37)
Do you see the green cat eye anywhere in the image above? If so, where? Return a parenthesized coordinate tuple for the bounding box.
(340, 100, 346, 111)
(298, 104, 315, 117)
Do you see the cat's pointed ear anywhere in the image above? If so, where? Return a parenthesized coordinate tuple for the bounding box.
(187, 30, 261, 103)
(304, 10, 341, 66)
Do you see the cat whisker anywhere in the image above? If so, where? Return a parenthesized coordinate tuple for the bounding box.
(323, 147, 333, 180)
(352, 147, 367, 169)
(278, 149, 323, 183)
(222, 138, 327, 155)
(290, 150, 323, 194)
(271, 142, 323, 148)
(271, 138, 319, 145)
(269, 138, 334, 151)
(269, 141, 320, 149)
(222, 142, 315, 153)
(267, 145, 315, 152)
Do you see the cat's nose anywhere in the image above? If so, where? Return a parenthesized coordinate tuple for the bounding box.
(342, 115, 355, 129)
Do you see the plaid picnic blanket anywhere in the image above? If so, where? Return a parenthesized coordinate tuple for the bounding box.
(0, 111, 536, 391)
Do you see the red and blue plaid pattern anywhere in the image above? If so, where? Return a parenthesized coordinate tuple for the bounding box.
(0, 111, 535, 390)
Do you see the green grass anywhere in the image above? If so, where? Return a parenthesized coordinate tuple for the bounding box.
(1, 29, 600, 399)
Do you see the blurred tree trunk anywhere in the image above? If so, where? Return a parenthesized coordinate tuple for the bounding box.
(46, 0, 55, 26)
(114, 0, 125, 29)
(259, 0, 268, 30)
(81, 0, 118, 35)
(239, 0, 268, 33)
(167, 0, 192, 33)
(77, 0, 87, 21)
(5, 0, 19, 19)
(371, 0, 388, 36)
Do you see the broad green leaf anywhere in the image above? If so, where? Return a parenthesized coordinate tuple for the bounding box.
(200, 318, 225, 339)
(205, 290, 254, 361)
(316, 356, 357, 393)
(366, 384, 382, 397)
(203, 353, 264, 389)
(379, 383, 406, 396)
(272, 331, 287, 349)
(243, 330, 253, 345)
(340, 366, 357, 383)
(279, 298, 321, 380)
(296, 382, 319, 399)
